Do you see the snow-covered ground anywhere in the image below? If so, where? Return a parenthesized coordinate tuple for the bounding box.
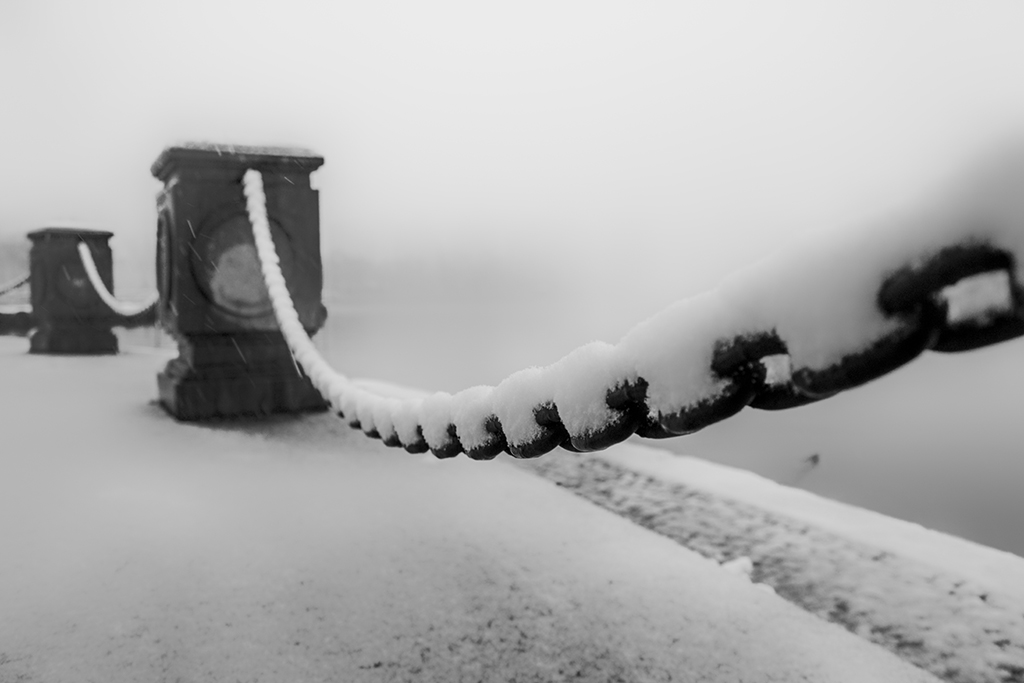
(0, 337, 939, 682)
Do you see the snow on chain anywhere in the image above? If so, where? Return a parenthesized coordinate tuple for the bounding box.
(242, 148, 1024, 456)
(77, 243, 159, 317)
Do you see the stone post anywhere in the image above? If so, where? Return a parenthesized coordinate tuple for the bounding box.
(151, 143, 328, 420)
(27, 227, 118, 354)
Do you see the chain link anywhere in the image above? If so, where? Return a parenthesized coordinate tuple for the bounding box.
(0, 256, 157, 333)
(879, 242, 1024, 353)
(243, 168, 1024, 460)
(76, 242, 159, 328)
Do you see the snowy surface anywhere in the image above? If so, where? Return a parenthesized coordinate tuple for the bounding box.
(0, 338, 938, 682)
(518, 446, 1024, 683)
(598, 443, 1024, 602)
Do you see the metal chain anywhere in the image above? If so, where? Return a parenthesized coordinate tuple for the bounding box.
(76, 242, 159, 327)
(0, 274, 29, 298)
(243, 162, 1024, 461)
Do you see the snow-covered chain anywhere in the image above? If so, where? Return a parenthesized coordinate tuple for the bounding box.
(242, 149, 1024, 459)
(243, 170, 369, 412)
(77, 242, 159, 319)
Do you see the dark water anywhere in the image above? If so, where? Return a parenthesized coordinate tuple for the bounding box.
(128, 297, 1024, 557)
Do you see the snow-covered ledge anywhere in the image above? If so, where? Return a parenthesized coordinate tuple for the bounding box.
(518, 444, 1024, 683)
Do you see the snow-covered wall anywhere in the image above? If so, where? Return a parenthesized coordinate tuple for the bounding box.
(518, 444, 1024, 683)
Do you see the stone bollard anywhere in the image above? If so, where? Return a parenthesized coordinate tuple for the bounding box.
(151, 143, 329, 420)
(27, 228, 118, 354)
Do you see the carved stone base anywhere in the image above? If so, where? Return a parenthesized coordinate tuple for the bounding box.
(157, 332, 329, 421)
(30, 325, 118, 355)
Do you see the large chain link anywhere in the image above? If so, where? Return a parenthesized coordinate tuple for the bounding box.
(243, 153, 1024, 461)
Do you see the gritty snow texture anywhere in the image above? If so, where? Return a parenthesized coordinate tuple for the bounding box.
(0, 339, 941, 682)
(247, 147, 1024, 457)
(490, 366, 554, 448)
(599, 444, 1024, 602)
(449, 385, 499, 452)
(516, 446, 1024, 683)
(616, 290, 749, 417)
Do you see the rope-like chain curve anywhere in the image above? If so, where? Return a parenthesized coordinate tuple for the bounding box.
(77, 242, 159, 325)
(243, 148, 1024, 460)
(0, 273, 30, 298)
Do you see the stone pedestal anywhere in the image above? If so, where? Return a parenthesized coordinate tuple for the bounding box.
(156, 332, 329, 421)
(27, 228, 118, 355)
(151, 143, 328, 420)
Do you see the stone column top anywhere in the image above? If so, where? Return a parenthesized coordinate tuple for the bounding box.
(27, 227, 114, 241)
(152, 142, 324, 181)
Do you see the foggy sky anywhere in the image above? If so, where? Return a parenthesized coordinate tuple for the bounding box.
(3, 1, 1024, 299)
(4, 1, 1024, 555)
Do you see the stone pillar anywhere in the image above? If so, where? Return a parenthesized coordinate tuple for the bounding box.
(27, 228, 118, 354)
(151, 143, 329, 420)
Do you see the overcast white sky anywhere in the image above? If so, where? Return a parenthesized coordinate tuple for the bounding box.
(3, 0, 1024, 297)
